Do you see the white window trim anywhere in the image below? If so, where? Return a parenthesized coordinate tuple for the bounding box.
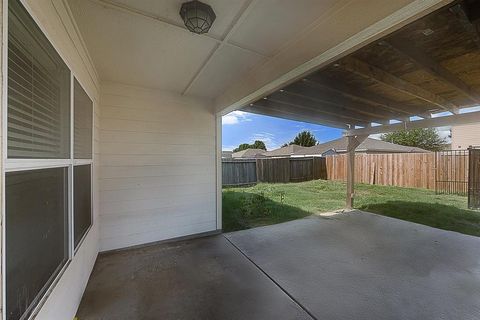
(1, 1, 96, 319)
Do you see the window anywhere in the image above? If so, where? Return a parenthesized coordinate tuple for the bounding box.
(4, 1, 94, 319)
(74, 79, 93, 159)
(73, 78, 93, 249)
(74, 165, 92, 248)
(7, 0, 70, 159)
(6, 168, 69, 320)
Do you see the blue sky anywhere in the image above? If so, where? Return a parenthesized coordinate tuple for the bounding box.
(222, 111, 343, 151)
(221, 106, 480, 151)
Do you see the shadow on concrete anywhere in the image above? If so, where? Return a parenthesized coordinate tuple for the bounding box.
(358, 200, 480, 237)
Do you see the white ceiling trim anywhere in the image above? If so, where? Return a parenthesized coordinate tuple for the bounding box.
(182, 0, 259, 95)
(89, 0, 269, 58)
(215, 0, 453, 116)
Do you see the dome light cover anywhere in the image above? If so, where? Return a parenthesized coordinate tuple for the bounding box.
(180, 1, 216, 34)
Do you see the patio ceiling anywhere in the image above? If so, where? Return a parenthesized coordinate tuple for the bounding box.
(67, 0, 423, 100)
(242, 1, 480, 132)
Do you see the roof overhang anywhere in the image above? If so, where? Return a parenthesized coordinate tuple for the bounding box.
(237, 0, 480, 136)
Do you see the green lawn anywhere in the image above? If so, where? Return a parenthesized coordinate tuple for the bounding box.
(222, 180, 480, 236)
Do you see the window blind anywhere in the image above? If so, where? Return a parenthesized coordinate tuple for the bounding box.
(8, 0, 70, 159)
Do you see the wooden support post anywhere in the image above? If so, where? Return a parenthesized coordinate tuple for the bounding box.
(346, 134, 368, 209)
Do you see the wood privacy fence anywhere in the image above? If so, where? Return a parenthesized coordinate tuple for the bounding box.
(222, 157, 326, 186)
(222, 152, 470, 194)
(222, 159, 257, 186)
(325, 153, 436, 190)
(256, 157, 327, 183)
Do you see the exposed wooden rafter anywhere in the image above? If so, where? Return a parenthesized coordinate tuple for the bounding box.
(303, 76, 417, 120)
(251, 97, 369, 127)
(242, 104, 349, 129)
(450, 3, 480, 50)
(281, 83, 395, 123)
(382, 39, 480, 103)
(339, 56, 460, 114)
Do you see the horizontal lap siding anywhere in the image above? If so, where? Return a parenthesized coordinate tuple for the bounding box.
(99, 83, 216, 251)
(452, 124, 480, 150)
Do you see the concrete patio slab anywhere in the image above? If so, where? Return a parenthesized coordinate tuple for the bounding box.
(225, 210, 480, 320)
(76, 235, 312, 320)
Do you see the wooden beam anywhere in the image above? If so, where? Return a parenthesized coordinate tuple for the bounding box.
(382, 39, 480, 103)
(280, 83, 397, 122)
(267, 92, 379, 124)
(346, 134, 368, 209)
(450, 3, 480, 50)
(284, 81, 398, 123)
(304, 76, 419, 120)
(344, 110, 480, 136)
(242, 104, 350, 129)
(340, 56, 459, 114)
(250, 98, 369, 127)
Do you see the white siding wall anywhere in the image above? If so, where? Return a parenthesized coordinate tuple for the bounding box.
(99, 82, 217, 251)
(3, 1, 101, 319)
(451, 124, 480, 149)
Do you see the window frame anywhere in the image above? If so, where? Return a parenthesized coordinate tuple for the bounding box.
(72, 78, 94, 253)
(1, 1, 95, 319)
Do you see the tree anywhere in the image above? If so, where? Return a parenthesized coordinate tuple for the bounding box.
(233, 140, 267, 152)
(380, 128, 446, 152)
(251, 140, 267, 150)
(233, 143, 251, 152)
(284, 131, 317, 147)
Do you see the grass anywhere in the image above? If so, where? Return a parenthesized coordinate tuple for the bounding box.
(222, 180, 480, 236)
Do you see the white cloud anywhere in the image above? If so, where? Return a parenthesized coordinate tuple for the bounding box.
(250, 132, 280, 150)
(222, 111, 252, 125)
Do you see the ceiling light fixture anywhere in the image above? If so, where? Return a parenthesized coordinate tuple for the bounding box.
(180, 1, 216, 34)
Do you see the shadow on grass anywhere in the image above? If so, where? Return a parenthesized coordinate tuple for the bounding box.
(222, 191, 311, 233)
(358, 201, 480, 237)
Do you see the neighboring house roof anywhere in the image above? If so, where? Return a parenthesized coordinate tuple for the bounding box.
(263, 144, 306, 157)
(232, 148, 266, 158)
(222, 151, 233, 158)
(293, 137, 429, 156)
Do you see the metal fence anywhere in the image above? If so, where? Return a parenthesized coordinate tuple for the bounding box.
(468, 147, 480, 209)
(435, 150, 469, 196)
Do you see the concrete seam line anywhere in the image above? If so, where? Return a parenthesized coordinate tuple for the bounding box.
(223, 235, 318, 320)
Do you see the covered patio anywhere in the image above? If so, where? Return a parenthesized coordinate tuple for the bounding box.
(2, 0, 480, 320)
(77, 211, 480, 320)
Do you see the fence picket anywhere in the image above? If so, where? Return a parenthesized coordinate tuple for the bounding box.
(222, 152, 469, 195)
